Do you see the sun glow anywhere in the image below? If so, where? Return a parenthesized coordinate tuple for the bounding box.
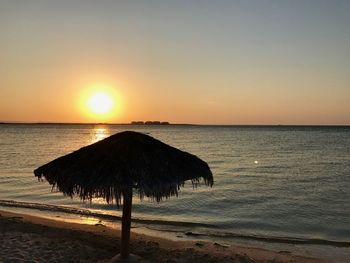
(79, 83, 122, 122)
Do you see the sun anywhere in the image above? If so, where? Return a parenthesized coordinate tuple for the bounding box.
(79, 83, 122, 122)
(88, 92, 113, 114)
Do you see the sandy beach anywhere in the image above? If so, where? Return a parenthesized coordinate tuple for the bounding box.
(0, 210, 325, 263)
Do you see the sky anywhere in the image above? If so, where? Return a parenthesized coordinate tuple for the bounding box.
(1, 0, 350, 125)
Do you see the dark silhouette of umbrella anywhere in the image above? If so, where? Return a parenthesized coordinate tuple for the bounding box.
(34, 131, 213, 262)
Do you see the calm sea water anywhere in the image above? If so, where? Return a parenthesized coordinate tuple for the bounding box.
(1, 124, 350, 258)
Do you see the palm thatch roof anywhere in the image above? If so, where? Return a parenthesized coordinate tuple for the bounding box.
(34, 131, 213, 205)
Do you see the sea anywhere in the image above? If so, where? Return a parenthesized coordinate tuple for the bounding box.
(0, 124, 349, 262)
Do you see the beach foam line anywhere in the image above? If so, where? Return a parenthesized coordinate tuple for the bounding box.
(2, 199, 349, 248)
(0, 199, 214, 228)
(149, 228, 350, 248)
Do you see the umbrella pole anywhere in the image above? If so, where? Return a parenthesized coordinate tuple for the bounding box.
(120, 188, 132, 259)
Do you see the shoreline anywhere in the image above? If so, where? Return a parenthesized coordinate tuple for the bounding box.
(0, 210, 325, 263)
(1, 122, 350, 127)
(1, 200, 349, 248)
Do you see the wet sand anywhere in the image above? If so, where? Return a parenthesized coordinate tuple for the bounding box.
(0, 210, 324, 263)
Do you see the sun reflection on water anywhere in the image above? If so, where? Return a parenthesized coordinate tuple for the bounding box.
(91, 126, 110, 144)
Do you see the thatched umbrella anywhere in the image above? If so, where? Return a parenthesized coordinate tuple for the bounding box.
(34, 131, 213, 262)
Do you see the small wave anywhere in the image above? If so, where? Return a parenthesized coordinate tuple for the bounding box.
(1, 199, 349, 248)
(149, 227, 350, 248)
(0, 199, 213, 228)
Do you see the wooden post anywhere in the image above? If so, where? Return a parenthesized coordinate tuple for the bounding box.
(120, 187, 132, 259)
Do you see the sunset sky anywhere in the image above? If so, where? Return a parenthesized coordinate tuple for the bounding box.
(1, 0, 349, 125)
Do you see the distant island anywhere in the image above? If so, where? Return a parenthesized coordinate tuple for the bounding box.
(131, 121, 170, 125)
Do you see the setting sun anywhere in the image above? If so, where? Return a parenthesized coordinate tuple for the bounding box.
(79, 83, 122, 123)
(88, 92, 113, 114)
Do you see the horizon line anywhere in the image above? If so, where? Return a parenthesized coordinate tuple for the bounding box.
(1, 121, 349, 127)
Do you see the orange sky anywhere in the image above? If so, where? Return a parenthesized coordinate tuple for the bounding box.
(1, 1, 349, 125)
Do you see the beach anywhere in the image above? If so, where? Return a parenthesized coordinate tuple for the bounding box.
(0, 210, 324, 263)
(1, 0, 350, 261)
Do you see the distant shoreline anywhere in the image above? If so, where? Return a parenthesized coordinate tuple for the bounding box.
(0, 122, 349, 127)
(0, 122, 194, 126)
